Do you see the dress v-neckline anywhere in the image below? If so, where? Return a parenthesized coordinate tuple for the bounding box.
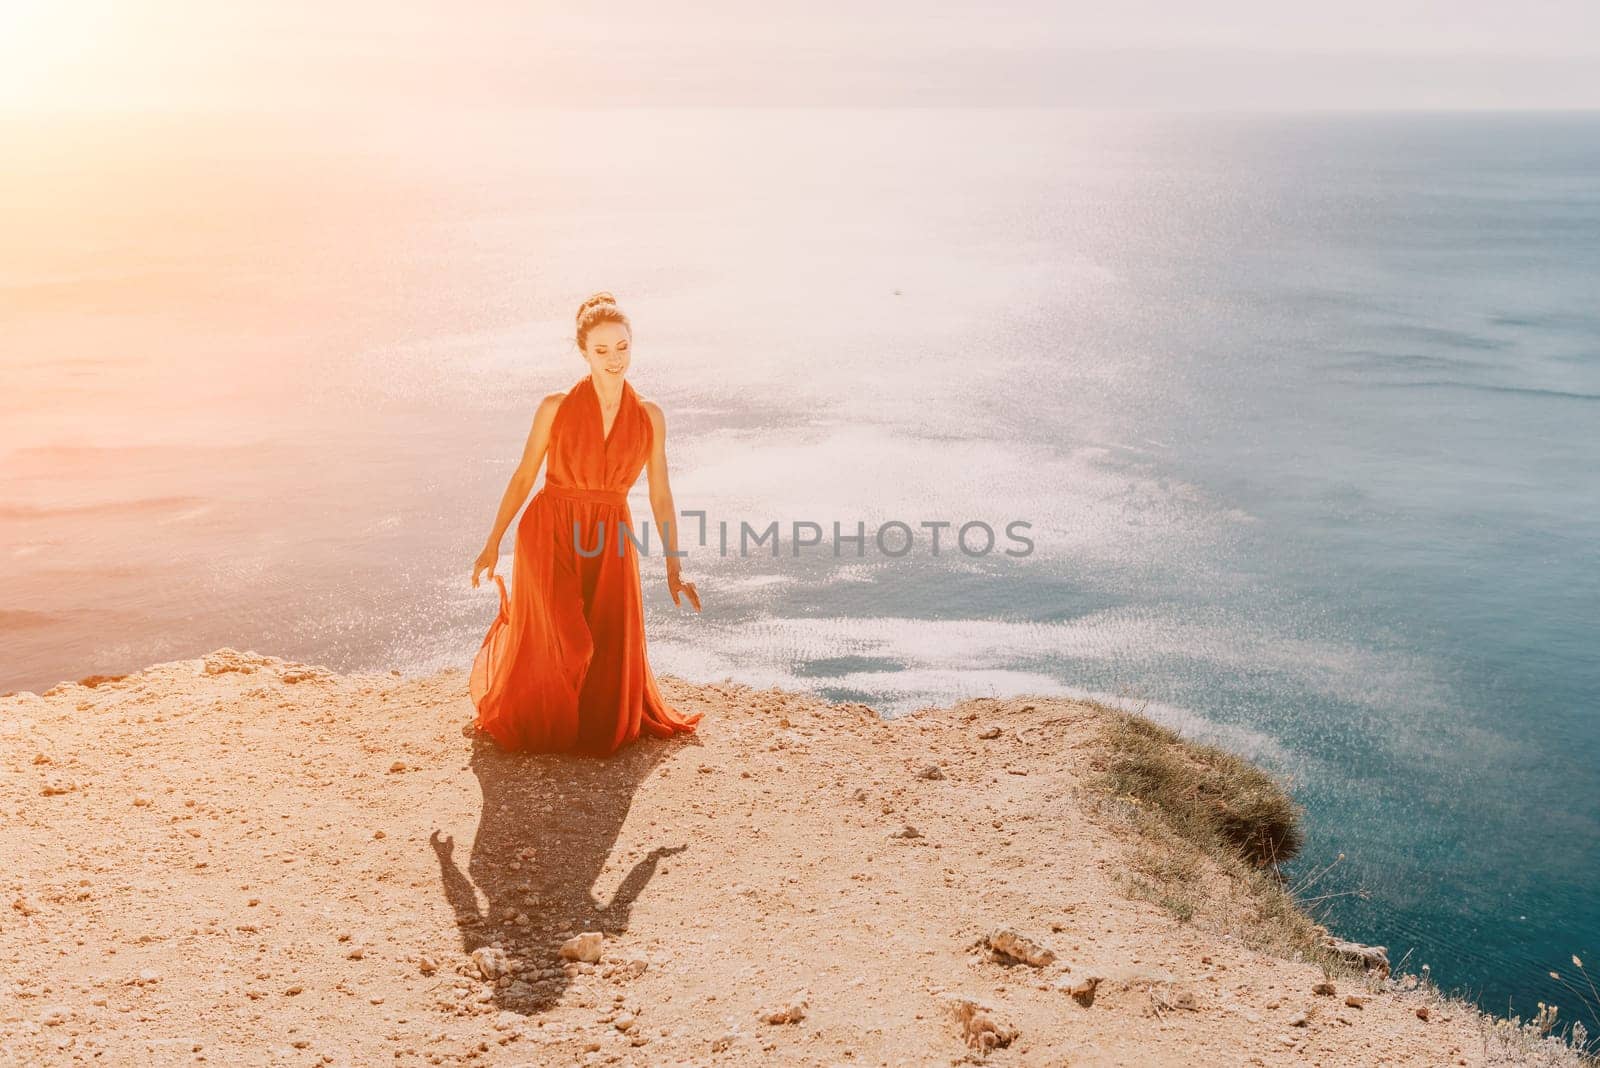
(590, 377, 628, 447)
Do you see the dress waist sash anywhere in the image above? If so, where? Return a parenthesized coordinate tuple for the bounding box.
(542, 484, 629, 506)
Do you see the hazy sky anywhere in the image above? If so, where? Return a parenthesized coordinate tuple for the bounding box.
(3, 1, 1600, 112)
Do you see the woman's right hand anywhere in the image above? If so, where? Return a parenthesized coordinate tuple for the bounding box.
(471, 543, 499, 588)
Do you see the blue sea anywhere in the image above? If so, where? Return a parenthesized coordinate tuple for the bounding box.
(2, 108, 1596, 1029)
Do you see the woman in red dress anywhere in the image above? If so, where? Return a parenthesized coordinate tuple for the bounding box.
(468, 292, 703, 755)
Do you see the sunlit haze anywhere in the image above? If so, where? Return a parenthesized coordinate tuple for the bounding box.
(3, 0, 1600, 113)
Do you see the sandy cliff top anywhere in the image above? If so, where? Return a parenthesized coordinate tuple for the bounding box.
(1, 650, 1487, 1066)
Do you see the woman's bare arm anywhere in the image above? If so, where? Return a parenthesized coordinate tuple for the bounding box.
(642, 400, 701, 611)
(471, 392, 563, 587)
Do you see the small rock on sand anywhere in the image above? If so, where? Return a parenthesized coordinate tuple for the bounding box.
(1056, 972, 1104, 1005)
(988, 928, 1057, 968)
(471, 947, 509, 979)
(602, 958, 648, 981)
(759, 991, 809, 1025)
(939, 993, 1017, 1052)
(1323, 936, 1391, 977)
(560, 932, 604, 963)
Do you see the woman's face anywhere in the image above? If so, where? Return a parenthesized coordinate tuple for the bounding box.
(582, 321, 632, 381)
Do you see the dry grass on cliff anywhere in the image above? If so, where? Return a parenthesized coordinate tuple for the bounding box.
(1083, 703, 1600, 1065)
(1083, 705, 1337, 968)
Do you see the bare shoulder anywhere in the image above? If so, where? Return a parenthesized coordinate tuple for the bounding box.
(521, 393, 565, 445)
(640, 399, 666, 429)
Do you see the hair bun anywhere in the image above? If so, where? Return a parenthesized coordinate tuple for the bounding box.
(573, 291, 630, 349)
(576, 291, 618, 321)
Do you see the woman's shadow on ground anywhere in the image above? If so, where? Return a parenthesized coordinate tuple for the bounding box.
(430, 730, 694, 1014)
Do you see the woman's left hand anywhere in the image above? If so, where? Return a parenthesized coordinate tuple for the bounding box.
(668, 571, 702, 612)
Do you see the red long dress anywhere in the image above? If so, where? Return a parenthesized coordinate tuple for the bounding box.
(469, 375, 702, 755)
